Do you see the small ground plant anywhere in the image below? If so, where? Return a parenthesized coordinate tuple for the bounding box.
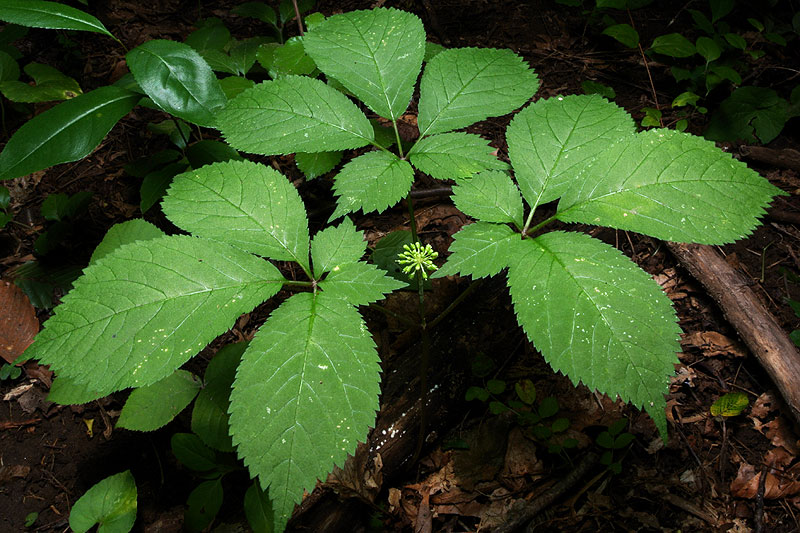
(3, 3, 785, 532)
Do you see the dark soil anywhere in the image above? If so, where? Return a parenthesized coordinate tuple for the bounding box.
(2, 1, 800, 532)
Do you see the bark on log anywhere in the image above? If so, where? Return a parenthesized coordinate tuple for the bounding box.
(740, 145, 800, 172)
(667, 242, 800, 425)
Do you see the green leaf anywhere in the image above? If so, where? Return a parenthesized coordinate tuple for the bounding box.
(117, 370, 201, 431)
(269, 37, 317, 77)
(192, 342, 246, 452)
(295, 151, 342, 180)
(218, 76, 374, 156)
(418, 47, 539, 137)
(650, 33, 696, 58)
(710, 392, 749, 417)
(557, 129, 784, 244)
(185, 140, 243, 169)
(408, 132, 508, 181)
(710, 0, 734, 22)
(41, 190, 91, 221)
(310, 217, 366, 277)
(218, 75, 255, 100)
(506, 231, 680, 437)
(184, 18, 230, 52)
(229, 37, 272, 76)
(724, 33, 747, 50)
(424, 41, 445, 62)
(278, 0, 314, 24)
(140, 161, 187, 214)
(171, 432, 218, 472)
(304, 8, 425, 121)
(581, 80, 615, 100)
(320, 261, 406, 305)
(230, 292, 381, 532)
(69, 471, 137, 533)
(163, 160, 310, 270)
(330, 151, 414, 219)
(696, 36, 721, 62)
(244, 482, 274, 533)
(486, 379, 506, 395)
(451, 171, 524, 228)
(602, 23, 639, 48)
(705, 86, 788, 144)
(0, 0, 116, 40)
(432, 221, 518, 279)
(26, 235, 285, 394)
(515, 379, 536, 405)
(507, 94, 634, 211)
(185, 479, 223, 532)
(465, 386, 489, 402)
(0, 86, 139, 181)
(90, 219, 165, 265)
(47, 375, 105, 405)
(126, 40, 226, 128)
(233, 2, 277, 25)
(0, 50, 19, 82)
(0, 62, 82, 103)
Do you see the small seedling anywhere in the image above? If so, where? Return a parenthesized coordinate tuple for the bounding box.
(69, 470, 137, 533)
(596, 418, 635, 475)
(0, 362, 22, 380)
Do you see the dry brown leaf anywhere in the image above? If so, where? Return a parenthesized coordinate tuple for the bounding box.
(730, 463, 800, 499)
(0, 280, 38, 364)
(681, 331, 746, 357)
(752, 416, 800, 455)
(750, 391, 780, 419)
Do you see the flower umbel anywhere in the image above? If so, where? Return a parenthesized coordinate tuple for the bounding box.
(397, 242, 438, 280)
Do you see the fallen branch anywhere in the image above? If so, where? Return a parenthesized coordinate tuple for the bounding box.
(666, 242, 800, 425)
(740, 145, 800, 172)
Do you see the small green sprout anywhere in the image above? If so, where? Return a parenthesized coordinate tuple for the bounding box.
(397, 242, 438, 280)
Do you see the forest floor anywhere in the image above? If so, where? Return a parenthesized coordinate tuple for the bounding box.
(2, 0, 800, 532)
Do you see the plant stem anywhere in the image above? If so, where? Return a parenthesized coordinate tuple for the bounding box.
(291, 0, 305, 36)
(282, 280, 314, 288)
(523, 212, 559, 238)
(392, 119, 405, 158)
(428, 279, 482, 330)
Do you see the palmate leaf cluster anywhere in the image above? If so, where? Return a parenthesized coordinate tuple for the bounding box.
(434, 94, 784, 435)
(216, 7, 539, 219)
(25, 160, 405, 531)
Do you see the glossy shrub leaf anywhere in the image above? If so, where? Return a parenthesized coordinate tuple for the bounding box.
(185, 139, 243, 169)
(89, 220, 165, 266)
(417, 47, 539, 137)
(433, 221, 518, 279)
(295, 151, 342, 180)
(140, 161, 187, 213)
(185, 479, 223, 532)
(320, 261, 406, 305)
(0, 86, 139, 181)
(162, 160, 311, 270)
(310, 217, 366, 277)
(0, 0, 116, 39)
(506, 231, 681, 437)
(710, 392, 749, 417)
(192, 342, 246, 452)
(69, 471, 137, 533)
(650, 33, 696, 58)
(40, 190, 91, 221)
(184, 18, 230, 52)
(219, 75, 255, 99)
(304, 8, 425, 121)
(117, 370, 202, 431)
(244, 482, 274, 533)
(126, 40, 226, 128)
(0, 62, 81, 103)
(330, 151, 414, 219)
(268, 37, 317, 77)
(230, 293, 381, 532)
(0, 50, 19, 82)
(451, 171, 524, 228)
(408, 132, 508, 181)
(233, 2, 277, 25)
(696, 36, 721, 62)
(171, 432, 218, 472)
(557, 129, 784, 244)
(228, 37, 271, 76)
(507, 94, 635, 211)
(218, 76, 374, 156)
(25, 235, 285, 394)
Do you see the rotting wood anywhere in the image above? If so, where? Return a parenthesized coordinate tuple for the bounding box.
(666, 242, 800, 426)
(740, 145, 800, 172)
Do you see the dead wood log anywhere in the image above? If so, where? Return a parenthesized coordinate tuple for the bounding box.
(740, 145, 800, 172)
(666, 242, 800, 425)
